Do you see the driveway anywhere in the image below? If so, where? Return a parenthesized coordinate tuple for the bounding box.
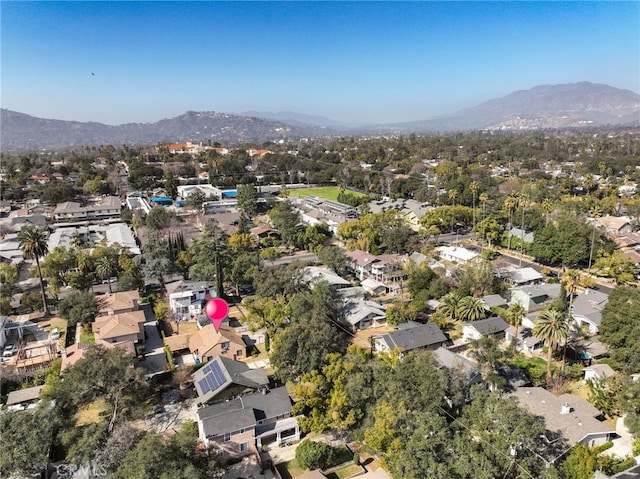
(137, 304, 168, 377)
(603, 417, 635, 459)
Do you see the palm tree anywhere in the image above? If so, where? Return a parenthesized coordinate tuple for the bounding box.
(456, 296, 488, 322)
(77, 252, 95, 293)
(561, 268, 581, 318)
(437, 292, 462, 321)
(18, 226, 50, 314)
(96, 255, 118, 294)
(506, 303, 526, 350)
(533, 309, 569, 381)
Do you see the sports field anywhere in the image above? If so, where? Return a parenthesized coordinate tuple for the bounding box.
(290, 186, 366, 202)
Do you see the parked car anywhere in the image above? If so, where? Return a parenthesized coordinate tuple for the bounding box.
(102, 277, 117, 284)
(50, 328, 60, 340)
(3, 344, 17, 357)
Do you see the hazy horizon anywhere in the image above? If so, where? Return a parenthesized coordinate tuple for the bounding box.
(2, 2, 638, 126)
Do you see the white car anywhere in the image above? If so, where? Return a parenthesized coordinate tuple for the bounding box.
(3, 344, 17, 357)
(50, 328, 60, 340)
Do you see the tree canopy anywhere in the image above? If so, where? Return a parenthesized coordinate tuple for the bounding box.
(599, 286, 640, 372)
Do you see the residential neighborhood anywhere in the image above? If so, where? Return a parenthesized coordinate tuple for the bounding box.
(1, 131, 640, 479)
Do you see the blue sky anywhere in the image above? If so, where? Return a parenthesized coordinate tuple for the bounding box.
(2, 1, 639, 125)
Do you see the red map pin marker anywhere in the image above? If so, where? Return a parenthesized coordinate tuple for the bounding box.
(205, 298, 229, 332)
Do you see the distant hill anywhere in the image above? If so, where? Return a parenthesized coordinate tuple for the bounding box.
(2, 82, 639, 150)
(390, 82, 640, 132)
(0, 110, 325, 151)
(239, 110, 346, 127)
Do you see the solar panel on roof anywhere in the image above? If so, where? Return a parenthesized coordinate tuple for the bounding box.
(198, 377, 211, 394)
(196, 359, 228, 397)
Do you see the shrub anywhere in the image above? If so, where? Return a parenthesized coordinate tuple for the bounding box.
(164, 344, 175, 370)
(295, 440, 334, 470)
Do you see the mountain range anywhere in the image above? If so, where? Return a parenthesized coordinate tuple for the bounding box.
(2, 82, 638, 150)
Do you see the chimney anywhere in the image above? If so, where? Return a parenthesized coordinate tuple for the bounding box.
(561, 403, 571, 415)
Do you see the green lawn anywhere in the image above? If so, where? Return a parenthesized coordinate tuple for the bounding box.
(79, 327, 95, 344)
(326, 463, 363, 479)
(277, 445, 357, 479)
(276, 459, 305, 479)
(291, 186, 366, 202)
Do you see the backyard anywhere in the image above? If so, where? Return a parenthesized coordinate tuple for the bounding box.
(276, 444, 361, 479)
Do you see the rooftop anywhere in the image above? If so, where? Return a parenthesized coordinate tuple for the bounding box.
(513, 387, 615, 446)
(376, 322, 447, 352)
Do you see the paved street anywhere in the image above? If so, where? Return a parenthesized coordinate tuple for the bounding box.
(265, 252, 318, 266)
(496, 249, 615, 294)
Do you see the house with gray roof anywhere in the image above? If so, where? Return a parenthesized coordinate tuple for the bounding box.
(341, 298, 386, 331)
(373, 322, 446, 356)
(5, 385, 45, 412)
(196, 386, 300, 457)
(302, 266, 351, 291)
(571, 289, 609, 334)
(513, 387, 616, 450)
(510, 283, 562, 312)
(462, 317, 510, 342)
(509, 227, 534, 244)
(192, 355, 269, 405)
(498, 266, 544, 286)
(408, 251, 427, 265)
(480, 294, 508, 311)
(583, 364, 615, 383)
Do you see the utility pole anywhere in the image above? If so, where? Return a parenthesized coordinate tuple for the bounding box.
(510, 444, 518, 479)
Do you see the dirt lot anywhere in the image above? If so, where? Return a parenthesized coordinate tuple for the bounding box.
(353, 325, 395, 349)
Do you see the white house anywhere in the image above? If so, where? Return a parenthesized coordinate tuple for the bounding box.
(165, 280, 217, 321)
(436, 246, 478, 264)
(583, 364, 615, 383)
(462, 317, 509, 342)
